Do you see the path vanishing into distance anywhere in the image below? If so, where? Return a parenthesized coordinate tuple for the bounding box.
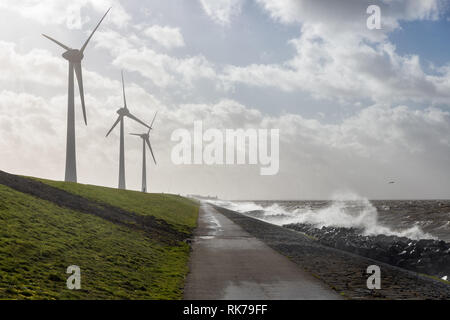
(184, 203, 342, 300)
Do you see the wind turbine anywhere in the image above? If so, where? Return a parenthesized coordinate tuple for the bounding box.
(42, 8, 110, 183)
(106, 72, 151, 190)
(130, 112, 158, 193)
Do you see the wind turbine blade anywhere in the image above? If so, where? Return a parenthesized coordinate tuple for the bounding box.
(127, 113, 150, 129)
(80, 7, 111, 53)
(121, 71, 127, 109)
(74, 62, 87, 125)
(42, 34, 70, 50)
(129, 133, 141, 136)
(149, 111, 158, 132)
(145, 138, 157, 165)
(106, 116, 121, 137)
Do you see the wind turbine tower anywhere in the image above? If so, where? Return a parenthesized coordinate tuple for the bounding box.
(130, 112, 158, 192)
(42, 8, 110, 182)
(106, 72, 151, 189)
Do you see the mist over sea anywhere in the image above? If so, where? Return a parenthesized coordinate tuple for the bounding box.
(210, 195, 450, 242)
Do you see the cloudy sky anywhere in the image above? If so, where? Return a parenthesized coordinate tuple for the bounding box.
(0, 0, 450, 200)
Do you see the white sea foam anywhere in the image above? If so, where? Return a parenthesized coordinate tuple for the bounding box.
(209, 192, 436, 240)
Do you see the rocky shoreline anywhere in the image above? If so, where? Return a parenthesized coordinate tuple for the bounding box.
(284, 223, 450, 279)
(211, 204, 450, 300)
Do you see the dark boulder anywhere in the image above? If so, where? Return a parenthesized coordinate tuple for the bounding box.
(284, 222, 450, 278)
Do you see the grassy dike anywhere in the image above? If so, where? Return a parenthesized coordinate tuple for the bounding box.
(0, 176, 199, 299)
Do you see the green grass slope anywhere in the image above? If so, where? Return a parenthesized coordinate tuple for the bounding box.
(36, 178, 197, 235)
(0, 179, 199, 300)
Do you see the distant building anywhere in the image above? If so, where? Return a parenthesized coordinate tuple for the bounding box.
(187, 194, 219, 200)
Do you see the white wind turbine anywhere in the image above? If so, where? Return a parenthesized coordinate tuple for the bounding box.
(42, 8, 110, 183)
(106, 72, 151, 190)
(130, 112, 158, 193)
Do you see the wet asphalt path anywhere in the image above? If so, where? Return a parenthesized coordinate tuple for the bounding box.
(183, 203, 342, 300)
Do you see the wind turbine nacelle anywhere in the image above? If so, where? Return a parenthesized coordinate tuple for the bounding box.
(117, 108, 129, 116)
(62, 49, 84, 62)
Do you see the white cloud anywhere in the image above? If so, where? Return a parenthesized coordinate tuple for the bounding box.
(1, 57, 450, 199)
(0, 90, 65, 177)
(114, 48, 216, 88)
(0, 41, 65, 89)
(94, 30, 217, 89)
(222, 33, 448, 104)
(0, 0, 130, 29)
(0, 40, 122, 99)
(157, 100, 450, 199)
(198, 0, 244, 25)
(143, 25, 185, 49)
(255, 0, 441, 28)
(221, 0, 450, 106)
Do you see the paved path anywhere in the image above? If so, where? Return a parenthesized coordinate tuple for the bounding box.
(184, 203, 342, 300)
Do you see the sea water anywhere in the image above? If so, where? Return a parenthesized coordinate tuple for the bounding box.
(209, 195, 450, 242)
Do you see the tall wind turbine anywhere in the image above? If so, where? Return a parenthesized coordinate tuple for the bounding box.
(106, 72, 151, 190)
(130, 112, 158, 193)
(42, 8, 110, 183)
